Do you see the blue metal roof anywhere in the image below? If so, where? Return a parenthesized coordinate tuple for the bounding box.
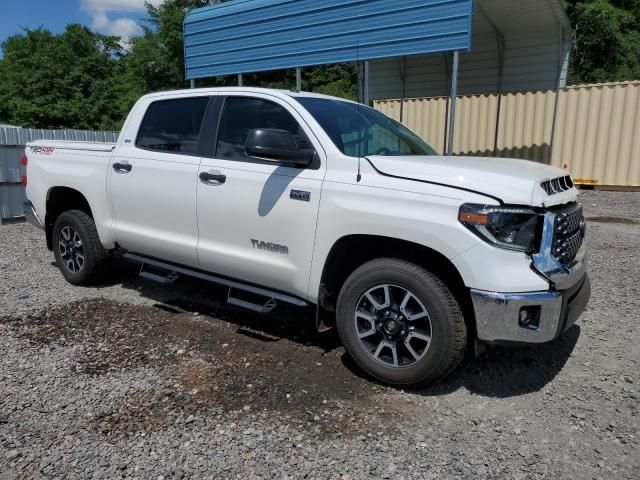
(184, 0, 473, 80)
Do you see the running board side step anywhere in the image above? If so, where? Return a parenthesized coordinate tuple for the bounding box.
(138, 263, 179, 285)
(227, 288, 278, 314)
(139, 270, 177, 285)
(122, 252, 308, 309)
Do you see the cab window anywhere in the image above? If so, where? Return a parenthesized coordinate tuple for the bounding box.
(216, 97, 311, 160)
(136, 97, 209, 155)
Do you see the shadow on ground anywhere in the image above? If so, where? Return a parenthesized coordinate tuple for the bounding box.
(45, 257, 581, 402)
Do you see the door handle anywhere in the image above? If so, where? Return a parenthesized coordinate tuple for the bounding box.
(113, 161, 132, 173)
(199, 170, 226, 185)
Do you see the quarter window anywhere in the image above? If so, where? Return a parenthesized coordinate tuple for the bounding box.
(136, 97, 209, 155)
(216, 97, 310, 160)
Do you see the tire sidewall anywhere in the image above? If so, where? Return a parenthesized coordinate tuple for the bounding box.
(53, 212, 94, 285)
(337, 262, 460, 386)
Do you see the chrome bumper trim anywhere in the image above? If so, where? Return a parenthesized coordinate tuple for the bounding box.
(471, 274, 590, 345)
(23, 201, 44, 229)
(471, 289, 563, 344)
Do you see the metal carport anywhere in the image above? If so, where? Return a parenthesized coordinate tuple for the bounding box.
(370, 0, 571, 99)
(183, 0, 570, 155)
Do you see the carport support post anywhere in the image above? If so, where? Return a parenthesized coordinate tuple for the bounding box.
(446, 50, 459, 156)
(296, 67, 302, 91)
(190, 79, 195, 89)
(364, 60, 370, 105)
(357, 61, 370, 105)
(238, 73, 244, 86)
(399, 56, 407, 123)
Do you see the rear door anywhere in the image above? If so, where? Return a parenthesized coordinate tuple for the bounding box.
(108, 96, 210, 268)
(196, 93, 326, 298)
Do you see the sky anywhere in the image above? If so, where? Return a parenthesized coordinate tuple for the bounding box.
(0, 0, 163, 46)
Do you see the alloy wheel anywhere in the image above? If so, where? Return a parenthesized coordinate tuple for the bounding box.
(354, 284, 432, 368)
(58, 225, 85, 274)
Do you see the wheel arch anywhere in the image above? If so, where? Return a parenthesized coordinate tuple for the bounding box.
(45, 186, 94, 250)
(316, 234, 475, 338)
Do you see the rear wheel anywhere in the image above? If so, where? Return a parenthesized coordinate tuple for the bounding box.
(52, 210, 111, 285)
(336, 258, 467, 387)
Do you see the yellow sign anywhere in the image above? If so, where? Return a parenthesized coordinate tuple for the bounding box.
(574, 178, 600, 185)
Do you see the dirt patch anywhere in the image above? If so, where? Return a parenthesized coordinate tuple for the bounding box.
(2, 300, 181, 375)
(0, 299, 399, 436)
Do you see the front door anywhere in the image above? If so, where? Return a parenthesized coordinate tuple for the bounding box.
(109, 96, 210, 268)
(196, 94, 326, 298)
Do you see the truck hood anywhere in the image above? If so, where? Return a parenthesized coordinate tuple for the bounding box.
(366, 155, 579, 207)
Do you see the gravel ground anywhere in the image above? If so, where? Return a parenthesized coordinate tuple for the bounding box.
(0, 190, 638, 479)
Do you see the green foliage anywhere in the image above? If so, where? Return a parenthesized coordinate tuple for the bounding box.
(221, 64, 358, 100)
(566, 0, 640, 83)
(305, 64, 358, 100)
(130, 0, 211, 91)
(0, 25, 125, 129)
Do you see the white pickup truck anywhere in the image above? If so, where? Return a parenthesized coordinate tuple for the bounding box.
(22, 87, 590, 386)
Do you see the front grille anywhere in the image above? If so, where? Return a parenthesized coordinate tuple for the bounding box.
(553, 205, 585, 265)
(541, 175, 574, 196)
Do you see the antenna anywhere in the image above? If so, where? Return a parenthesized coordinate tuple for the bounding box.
(356, 41, 362, 183)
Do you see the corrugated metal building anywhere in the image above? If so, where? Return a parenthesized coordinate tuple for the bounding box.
(0, 144, 26, 223)
(0, 126, 118, 222)
(0, 126, 118, 146)
(369, 0, 571, 99)
(184, 0, 474, 79)
(184, 0, 568, 96)
(375, 81, 640, 187)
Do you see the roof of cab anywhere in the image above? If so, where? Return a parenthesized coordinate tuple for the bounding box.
(139, 87, 359, 105)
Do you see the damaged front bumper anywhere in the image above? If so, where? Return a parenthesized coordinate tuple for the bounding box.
(470, 206, 590, 345)
(470, 273, 590, 345)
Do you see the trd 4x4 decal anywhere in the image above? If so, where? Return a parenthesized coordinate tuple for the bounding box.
(30, 146, 55, 155)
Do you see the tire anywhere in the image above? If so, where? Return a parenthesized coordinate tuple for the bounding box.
(52, 210, 111, 286)
(336, 258, 467, 387)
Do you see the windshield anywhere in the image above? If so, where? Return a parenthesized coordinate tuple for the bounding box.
(297, 97, 438, 157)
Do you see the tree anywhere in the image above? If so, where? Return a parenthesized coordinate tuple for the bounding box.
(0, 25, 126, 129)
(566, 0, 640, 83)
(126, 0, 212, 91)
(305, 64, 358, 100)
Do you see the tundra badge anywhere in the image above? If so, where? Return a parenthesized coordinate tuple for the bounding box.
(251, 239, 289, 255)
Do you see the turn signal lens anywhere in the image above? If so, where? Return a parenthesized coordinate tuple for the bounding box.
(458, 211, 489, 225)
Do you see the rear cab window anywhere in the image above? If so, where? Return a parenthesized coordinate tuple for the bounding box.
(136, 97, 209, 155)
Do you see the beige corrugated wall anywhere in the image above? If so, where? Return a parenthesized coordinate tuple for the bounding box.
(374, 81, 640, 187)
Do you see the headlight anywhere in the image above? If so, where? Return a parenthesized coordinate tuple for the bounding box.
(458, 204, 541, 253)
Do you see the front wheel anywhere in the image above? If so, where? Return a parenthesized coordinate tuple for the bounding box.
(52, 210, 111, 285)
(336, 258, 467, 387)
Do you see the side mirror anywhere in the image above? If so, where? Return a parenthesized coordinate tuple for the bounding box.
(245, 129, 314, 166)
